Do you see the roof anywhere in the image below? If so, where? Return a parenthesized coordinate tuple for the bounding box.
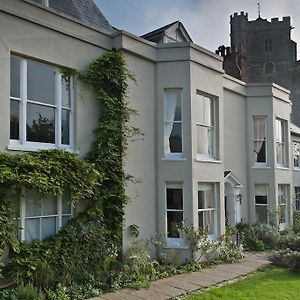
(224, 171, 244, 187)
(291, 123, 300, 136)
(141, 21, 193, 43)
(48, 0, 114, 32)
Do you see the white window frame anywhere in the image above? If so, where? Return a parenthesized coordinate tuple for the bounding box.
(18, 190, 72, 241)
(295, 187, 300, 211)
(278, 184, 289, 227)
(275, 118, 287, 167)
(195, 93, 217, 161)
(255, 184, 269, 223)
(253, 116, 267, 167)
(198, 183, 217, 240)
(9, 56, 74, 152)
(165, 183, 185, 247)
(163, 89, 183, 159)
(293, 141, 300, 169)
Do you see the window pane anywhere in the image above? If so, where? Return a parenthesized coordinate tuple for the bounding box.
(255, 196, 267, 205)
(167, 211, 183, 238)
(62, 216, 70, 227)
(167, 188, 183, 209)
(25, 218, 40, 241)
(276, 143, 283, 165)
(254, 140, 266, 162)
(256, 206, 268, 223)
(42, 196, 57, 216)
(169, 123, 182, 153)
(10, 57, 20, 98)
(27, 103, 55, 143)
(41, 217, 57, 240)
(294, 142, 300, 167)
(174, 98, 181, 121)
(198, 191, 205, 209)
(199, 211, 215, 235)
(62, 109, 70, 145)
(197, 126, 213, 156)
(206, 189, 214, 208)
(62, 191, 71, 214)
(255, 184, 268, 196)
(61, 77, 71, 107)
(27, 60, 56, 105)
(10, 100, 19, 140)
(26, 191, 42, 217)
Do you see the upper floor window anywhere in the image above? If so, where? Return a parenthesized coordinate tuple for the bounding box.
(294, 141, 300, 168)
(253, 116, 267, 165)
(196, 93, 217, 160)
(275, 118, 287, 167)
(10, 56, 73, 151)
(164, 89, 182, 157)
(255, 184, 268, 223)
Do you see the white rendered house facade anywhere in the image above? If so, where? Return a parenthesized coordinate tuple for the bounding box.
(0, 0, 298, 259)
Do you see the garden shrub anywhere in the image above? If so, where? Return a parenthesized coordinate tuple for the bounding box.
(237, 222, 280, 250)
(269, 249, 300, 271)
(6, 215, 118, 297)
(293, 210, 300, 234)
(278, 234, 300, 251)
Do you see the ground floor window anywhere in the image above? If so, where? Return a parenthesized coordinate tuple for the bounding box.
(255, 184, 268, 223)
(166, 183, 183, 238)
(278, 184, 289, 225)
(198, 183, 216, 237)
(17, 190, 72, 241)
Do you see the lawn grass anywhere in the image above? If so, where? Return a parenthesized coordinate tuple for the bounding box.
(183, 268, 300, 300)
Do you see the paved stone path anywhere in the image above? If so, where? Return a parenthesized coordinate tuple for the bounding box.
(90, 252, 270, 300)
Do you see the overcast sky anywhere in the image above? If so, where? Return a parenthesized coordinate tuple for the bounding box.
(95, 0, 300, 57)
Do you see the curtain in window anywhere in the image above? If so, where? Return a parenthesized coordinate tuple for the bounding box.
(164, 92, 177, 154)
(254, 117, 266, 161)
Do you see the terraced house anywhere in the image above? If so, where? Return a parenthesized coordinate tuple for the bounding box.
(0, 0, 299, 259)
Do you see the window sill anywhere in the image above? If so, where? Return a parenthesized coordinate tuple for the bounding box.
(276, 166, 290, 170)
(7, 142, 74, 153)
(195, 157, 221, 164)
(251, 165, 271, 170)
(293, 167, 300, 171)
(162, 156, 186, 161)
(165, 238, 189, 249)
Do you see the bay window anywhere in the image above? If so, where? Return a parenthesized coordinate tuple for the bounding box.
(10, 56, 73, 151)
(166, 184, 183, 239)
(164, 89, 182, 157)
(253, 116, 267, 165)
(198, 183, 216, 237)
(275, 118, 287, 167)
(255, 184, 268, 223)
(196, 93, 217, 159)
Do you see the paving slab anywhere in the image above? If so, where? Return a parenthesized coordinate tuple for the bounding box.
(90, 252, 270, 300)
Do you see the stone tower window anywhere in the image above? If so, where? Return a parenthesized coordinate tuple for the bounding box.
(265, 39, 272, 52)
(264, 62, 275, 74)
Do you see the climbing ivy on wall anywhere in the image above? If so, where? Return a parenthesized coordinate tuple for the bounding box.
(0, 49, 137, 297)
(80, 49, 138, 238)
